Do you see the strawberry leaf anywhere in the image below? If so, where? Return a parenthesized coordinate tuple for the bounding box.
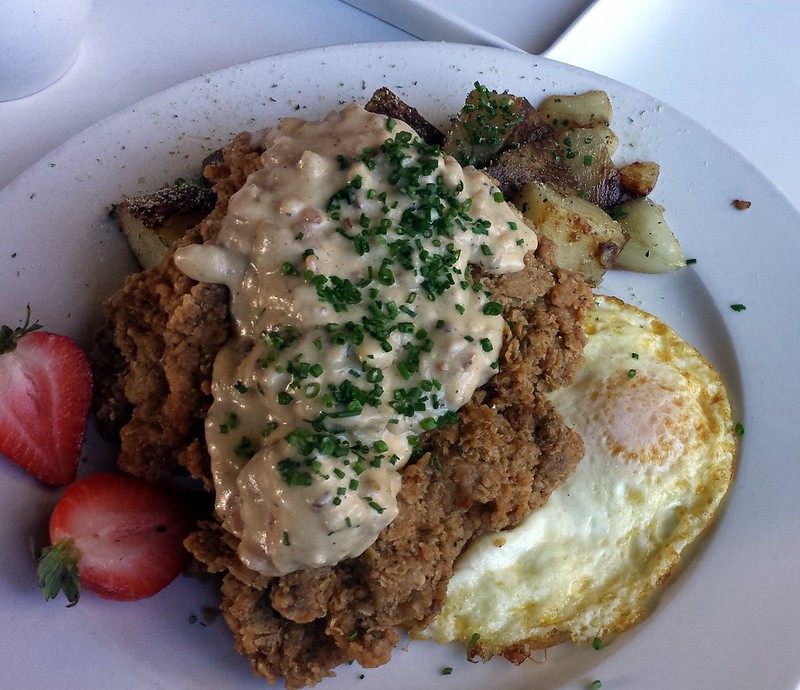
(0, 305, 42, 354)
(36, 538, 82, 607)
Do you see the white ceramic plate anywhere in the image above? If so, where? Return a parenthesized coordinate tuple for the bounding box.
(1, 43, 798, 690)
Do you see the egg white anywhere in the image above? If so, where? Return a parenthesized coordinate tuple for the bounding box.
(416, 295, 736, 658)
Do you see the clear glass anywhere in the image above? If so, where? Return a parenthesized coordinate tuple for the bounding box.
(0, 0, 93, 101)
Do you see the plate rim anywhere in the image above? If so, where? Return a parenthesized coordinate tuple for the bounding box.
(1, 41, 798, 690)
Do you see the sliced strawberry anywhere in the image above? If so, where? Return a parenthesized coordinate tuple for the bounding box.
(0, 309, 92, 485)
(38, 473, 196, 604)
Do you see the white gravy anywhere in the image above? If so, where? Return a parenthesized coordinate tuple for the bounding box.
(174, 104, 536, 576)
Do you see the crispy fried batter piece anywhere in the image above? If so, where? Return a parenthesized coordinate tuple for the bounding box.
(92, 125, 592, 689)
(184, 239, 590, 689)
(92, 133, 264, 483)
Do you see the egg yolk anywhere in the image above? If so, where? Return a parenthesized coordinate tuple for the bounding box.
(594, 373, 686, 466)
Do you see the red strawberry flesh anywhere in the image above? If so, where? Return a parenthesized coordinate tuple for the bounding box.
(0, 330, 92, 485)
(48, 473, 195, 602)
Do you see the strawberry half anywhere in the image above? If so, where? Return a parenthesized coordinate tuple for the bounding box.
(37, 473, 196, 604)
(0, 308, 92, 485)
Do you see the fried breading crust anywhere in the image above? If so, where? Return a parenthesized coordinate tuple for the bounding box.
(92, 131, 592, 689)
(93, 133, 263, 484)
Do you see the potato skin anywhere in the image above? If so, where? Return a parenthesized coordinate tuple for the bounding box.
(443, 85, 551, 168)
(114, 183, 216, 269)
(365, 87, 445, 147)
(485, 139, 578, 199)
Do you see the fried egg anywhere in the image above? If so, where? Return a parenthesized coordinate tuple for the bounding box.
(416, 295, 736, 657)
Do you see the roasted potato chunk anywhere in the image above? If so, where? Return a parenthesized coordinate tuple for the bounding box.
(443, 84, 551, 167)
(485, 139, 578, 199)
(518, 182, 627, 285)
(619, 161, 660, 197)
(611, 197, 685, 273)
(114, 183, 216, 269)
(584, 122, 619, 156)
(553, 126, 623, 208)
(538, 90, 613, 127)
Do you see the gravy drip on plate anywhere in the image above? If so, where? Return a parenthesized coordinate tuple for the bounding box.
(175, 105, 536, 576)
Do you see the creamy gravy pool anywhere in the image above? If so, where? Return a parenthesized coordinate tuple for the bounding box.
(175, 105, 536, 576)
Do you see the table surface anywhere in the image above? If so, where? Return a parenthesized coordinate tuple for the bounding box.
(0, 0, 413, 191)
